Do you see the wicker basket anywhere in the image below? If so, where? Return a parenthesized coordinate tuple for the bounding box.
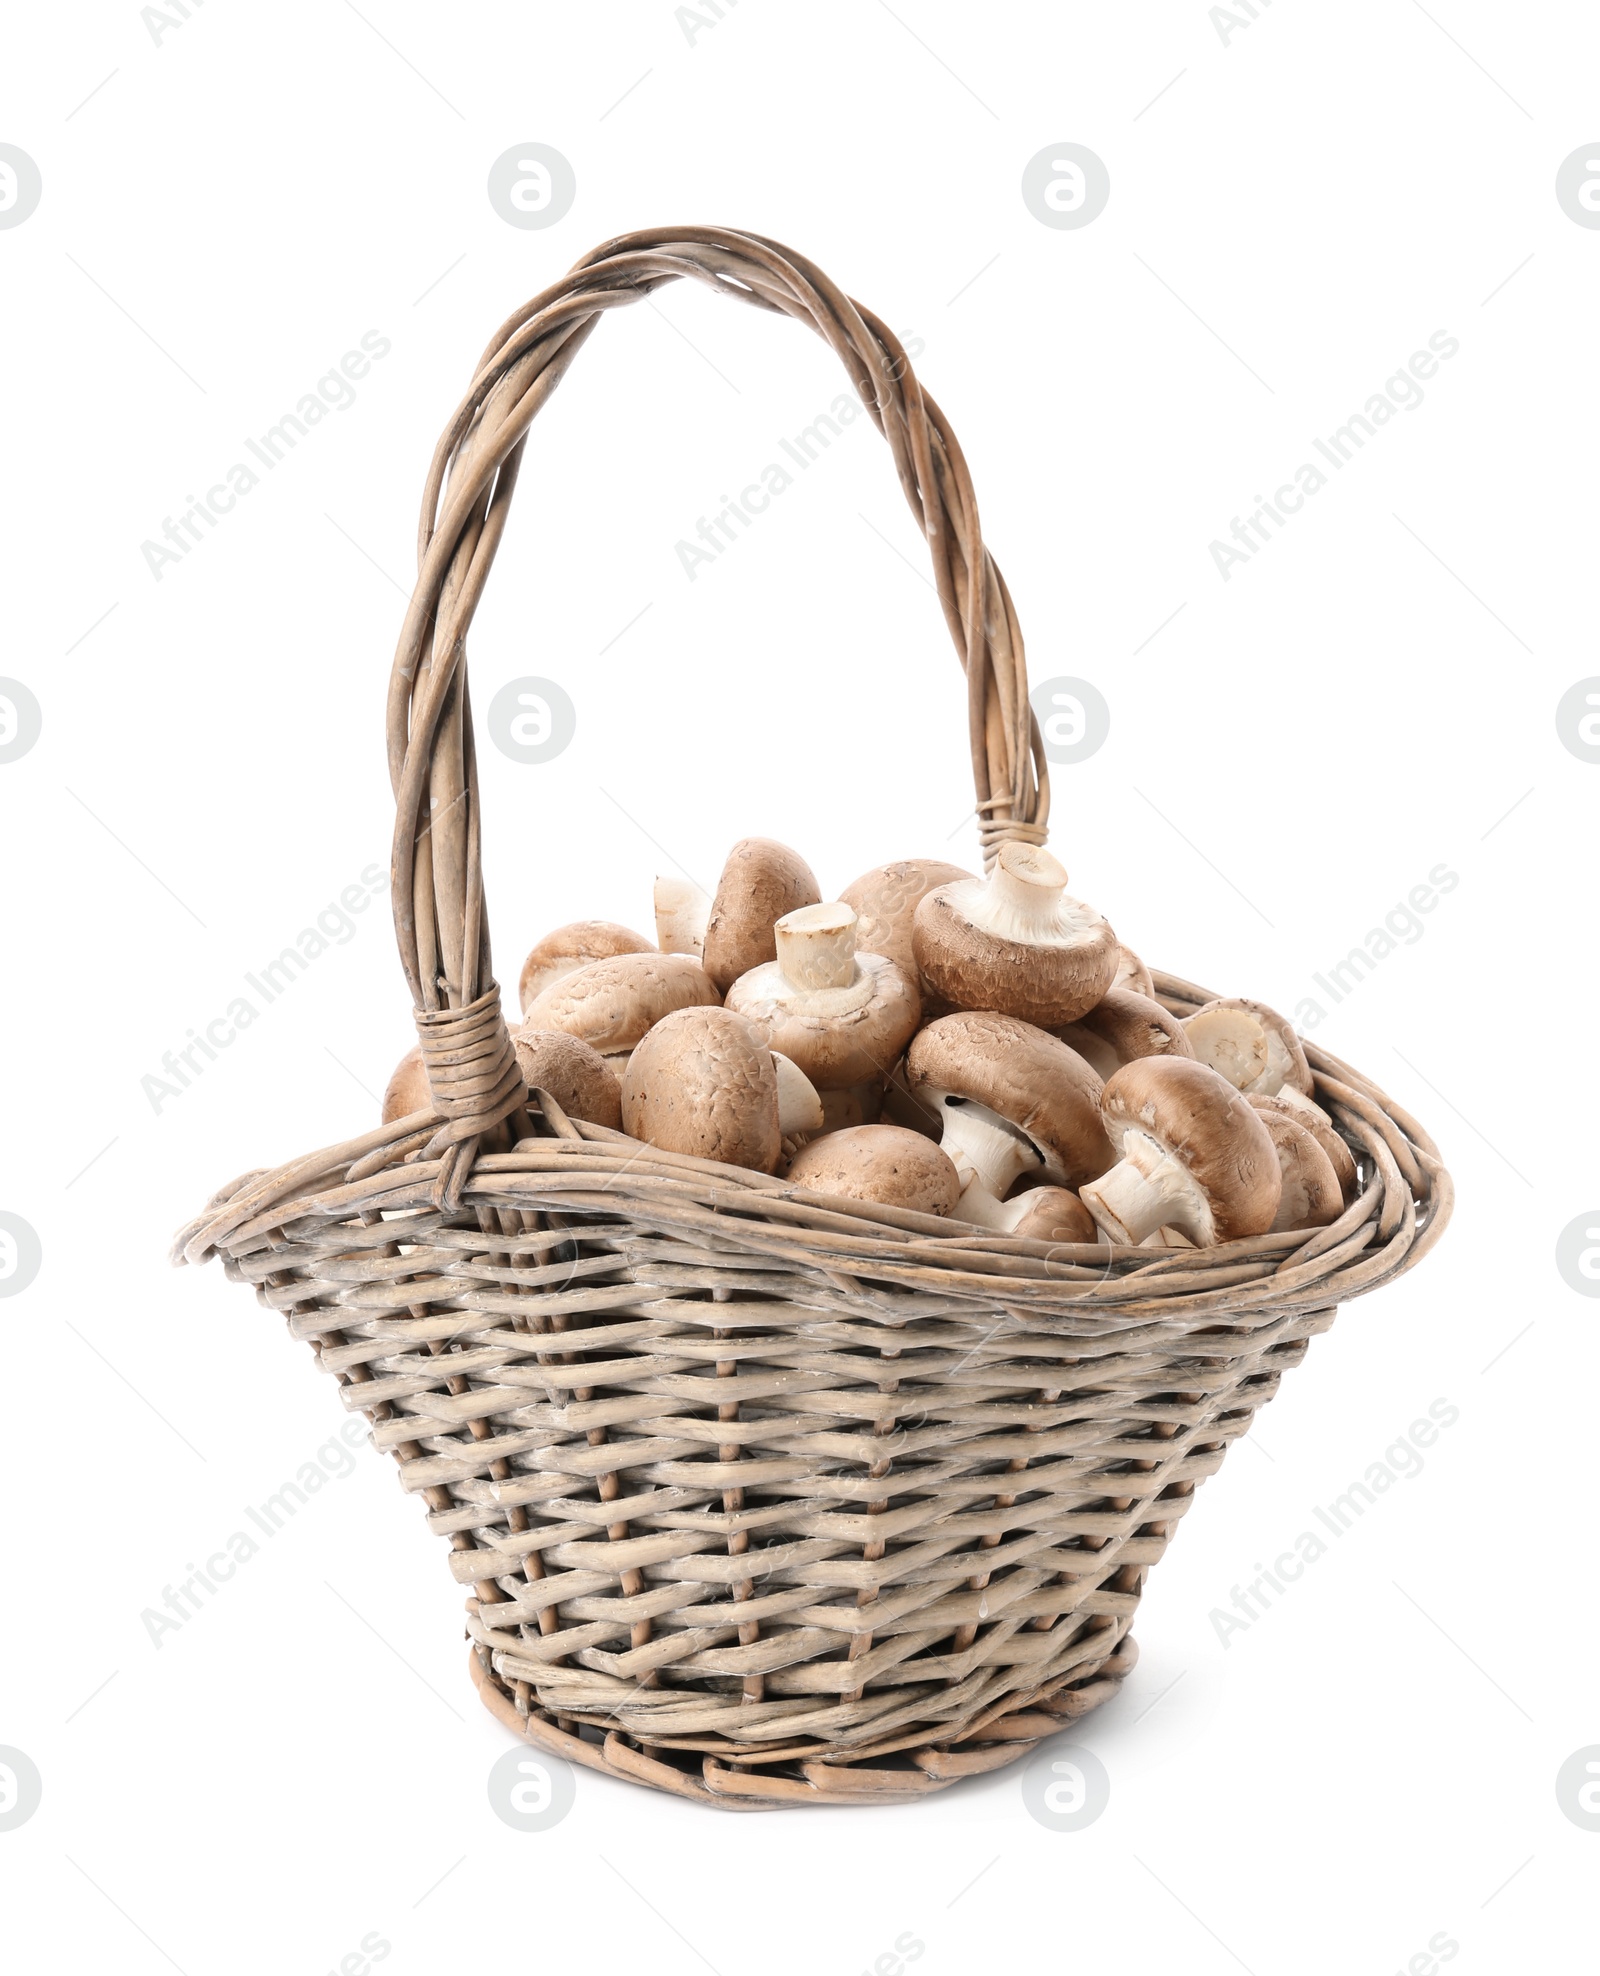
(176, 227, 1452, 1809)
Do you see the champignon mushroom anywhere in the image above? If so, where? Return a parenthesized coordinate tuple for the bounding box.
(1054, 988, 1196, 1082)
(724, 902, 921, 1094)
(911, 842, 1119, 1027)
(620, 1005, 782, 1172)
(653, 875, 711, 959)
(1079, 1057, 1281, 1247)
(838, 858, 975, 980)
(381, 1045, 431, 1123)
(785, 1125, 961, 1216)
(1250, 1092, 1358, 1204)
(904, 1012, 1115, 1229)
(994, 1184, 1100, 1244)
(1112, 944, 1156, 997)
(1251, 1106, 1343, 1232)
(1184, 997, 1313, 1098)
(522, 951, 720, 1067)
(510, 1025, 623, 1132)
(518, 920, 654, 1016)
(700, 838, 821, 993)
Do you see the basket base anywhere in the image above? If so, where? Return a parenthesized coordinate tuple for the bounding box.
(469, 1633, 1139, 1811)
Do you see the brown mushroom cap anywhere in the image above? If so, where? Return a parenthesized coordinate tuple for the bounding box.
(911, 843, 1119, 1027)
(1056, 988, 1195, 1079)
(1253, 1107, 1343, 1232)
(724, 902, 921, 1090)
(381, 1045, 431, 1123)
(905, 1011, 1115, 1188)
(524, 951, 719, 1057)
(838, 859, 975, 979)
(1098, 1057, 1281, 1241)
(620, 1005, 781, 1173)
(510, 1025, 623, 1132)
(1002, 1185, 1098, 1245)
(1185, 997, 1313, 1097)
(701, 838, 821, 993)
(785, 1125, 961, 1215)
(518, 920, 653, 1015)
(1251, 1092, 1357, 1202)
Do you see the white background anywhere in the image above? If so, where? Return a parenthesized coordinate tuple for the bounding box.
(3, 3, 1596, 1971)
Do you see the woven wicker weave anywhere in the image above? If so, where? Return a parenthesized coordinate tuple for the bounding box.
(176, 227, 1452, 1809)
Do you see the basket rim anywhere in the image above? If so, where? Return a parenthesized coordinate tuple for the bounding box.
(175, 965, 1451, 1330)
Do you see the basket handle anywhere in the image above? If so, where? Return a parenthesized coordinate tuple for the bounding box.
(387, 225, 1049, 1203)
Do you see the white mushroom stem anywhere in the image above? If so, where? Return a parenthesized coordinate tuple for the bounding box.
(773, 902, 859, 991)
(970, 843, 1072, 941)
(771, 1052, 824, 1141)
(1080, 1130, 1214, 1246)
(938, 1100, 1044, 1226)
(654, 876, 710, 959)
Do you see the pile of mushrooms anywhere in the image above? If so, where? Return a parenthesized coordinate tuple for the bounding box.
(381, 838, 1360, 1251)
